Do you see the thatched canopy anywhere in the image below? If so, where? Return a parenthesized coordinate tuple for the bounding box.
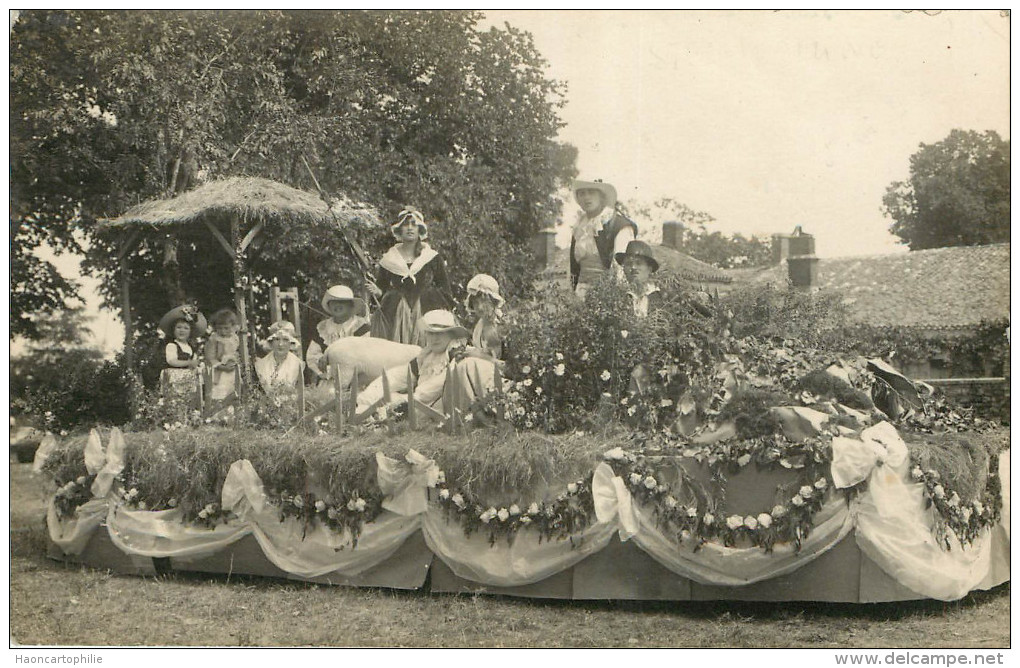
(98, 176, 381, 230)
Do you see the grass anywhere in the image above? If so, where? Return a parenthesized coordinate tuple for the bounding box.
(10, 457, 1010, 648)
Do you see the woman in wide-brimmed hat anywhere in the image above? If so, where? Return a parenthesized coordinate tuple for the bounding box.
(368, 207, 454, 346)
(615, 240, 663, 318)
(158, 304, 207, 404)
(306, 284, 371, 385)
(254, 320, 305, 398)
(569, 179, 637, 297)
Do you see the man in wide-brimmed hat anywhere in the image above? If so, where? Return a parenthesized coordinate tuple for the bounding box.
(615, 240, 663, 318)
(569, 178, 637, 296)
(307, 284, 371, 384)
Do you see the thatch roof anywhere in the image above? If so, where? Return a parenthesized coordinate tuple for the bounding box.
(98, 176, 382, 230)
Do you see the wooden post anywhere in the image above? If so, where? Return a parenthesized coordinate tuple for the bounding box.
(331, 363, 344, 432)
(407, 367, 418, 430)
(203, 367, 213, 414)
(297, 366, 306, 422)
(349, 368, 360, 420)
(269, 286, 282, 323)
(116, 230, 140, 370)
(230, 216, 252, 388)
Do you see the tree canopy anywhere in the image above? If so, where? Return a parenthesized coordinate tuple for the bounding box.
(883, 129, 1010, 251)
(11, 10, 577, 340)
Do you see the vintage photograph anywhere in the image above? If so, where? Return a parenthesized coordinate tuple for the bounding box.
(9, 9, 1010, 650)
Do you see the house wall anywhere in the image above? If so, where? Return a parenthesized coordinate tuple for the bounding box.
(921, 377, 1010, 423)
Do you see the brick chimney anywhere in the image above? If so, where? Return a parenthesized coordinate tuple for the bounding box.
(782, 226, 818, 288)
(531, 227, 557, 270)
(662, 221, 684, 251)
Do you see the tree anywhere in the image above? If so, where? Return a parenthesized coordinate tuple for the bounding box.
(11, 10, 576, 345)
(883, 129, 1010, 250)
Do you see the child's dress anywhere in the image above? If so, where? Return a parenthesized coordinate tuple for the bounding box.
(161, 341, 200, 404)
(206, 332, 240, 401)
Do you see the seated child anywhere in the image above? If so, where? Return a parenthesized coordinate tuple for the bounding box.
(255, 320, 305, 399)
(307, 284, 371, 385)
(205, 308, 240, 401)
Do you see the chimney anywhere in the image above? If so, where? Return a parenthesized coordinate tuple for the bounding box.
(532, 227, 557, 270)
(662, 221, 684, 251)
(783, 226, 818, 288)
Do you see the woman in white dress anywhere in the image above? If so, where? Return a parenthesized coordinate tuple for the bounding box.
(255, 321, 304, 399)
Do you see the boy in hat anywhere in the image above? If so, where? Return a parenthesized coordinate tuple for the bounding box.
(307, 284, 371, 384)
(569, 179, 637, 296)
(615, 240, 663, 318)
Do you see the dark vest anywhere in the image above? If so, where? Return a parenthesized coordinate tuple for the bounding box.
(594, 214, 638, 269)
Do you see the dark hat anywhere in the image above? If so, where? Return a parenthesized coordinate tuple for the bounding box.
(159, 304, 208, 338)
(615, 240, 659, 273)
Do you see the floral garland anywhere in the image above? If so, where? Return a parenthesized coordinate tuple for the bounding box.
(910, 454, 1003, 549)
(52, 473, 98, 519)
(432, 472, 596, 547)
(267, 489, 384, 547)
(602, 447, 831, 553)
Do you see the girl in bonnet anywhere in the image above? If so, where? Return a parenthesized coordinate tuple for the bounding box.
(255, 321, 305, 398)
(369, 208, 454, 346)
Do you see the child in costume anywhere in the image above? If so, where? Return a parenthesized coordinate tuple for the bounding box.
(205, 308, 240, 401)
(159, 304, 207, 405)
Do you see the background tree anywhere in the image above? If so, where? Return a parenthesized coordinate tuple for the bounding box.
(883, 129, 1010, 250)
(11, 10, 576, 346)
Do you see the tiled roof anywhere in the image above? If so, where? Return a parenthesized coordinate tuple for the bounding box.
(732, 244, 1010, 329)
(548, 244, 733, 284)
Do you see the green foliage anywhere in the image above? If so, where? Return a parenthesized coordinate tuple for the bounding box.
(883, 129, 1010, 250)
(715, 390, 789, 439)
(795, 370, 874, 411)
(722, 283, 848, 345)
(11, 10, 576, 340)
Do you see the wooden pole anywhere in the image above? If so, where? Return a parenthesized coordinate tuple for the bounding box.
(407, 367, 418, 430)
(119, 253, 134, 370)
(297, 366, 306, 423)
(331, 363, 344, 432)
(230, 216, 252, 388)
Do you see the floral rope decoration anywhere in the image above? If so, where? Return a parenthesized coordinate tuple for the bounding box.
(267, 489, 385, 547)
(910, 453, 1003, 550)
(52, 474, 98, 519)
(431, 471, 596, 547)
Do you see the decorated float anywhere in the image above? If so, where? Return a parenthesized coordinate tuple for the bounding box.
(38, 252, 1009, 604)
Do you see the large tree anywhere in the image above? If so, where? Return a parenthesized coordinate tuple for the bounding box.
(11, 10, 576, 340)
(883, 129, 1009, 250)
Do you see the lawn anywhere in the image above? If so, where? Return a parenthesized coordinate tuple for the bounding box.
(9, 461, 1009, 648)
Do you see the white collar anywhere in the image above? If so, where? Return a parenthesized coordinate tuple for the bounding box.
(378, 243, 439, 282)
(627, 282, 659, 298)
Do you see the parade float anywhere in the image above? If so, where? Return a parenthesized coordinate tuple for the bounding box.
(37, 193, 1009, 604)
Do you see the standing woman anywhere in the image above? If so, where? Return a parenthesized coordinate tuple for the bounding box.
(369, 208, 454, 346)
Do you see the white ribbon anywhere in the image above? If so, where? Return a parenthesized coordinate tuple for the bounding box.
(91, 428, 126, 498)
(831, 421, 907, 489)
(377, 449, 440, 516)
(591, 462, 640, 541)
(32, 433, 59, 473)
(221, 459, 268, 517)
(83, 429, 105, 475)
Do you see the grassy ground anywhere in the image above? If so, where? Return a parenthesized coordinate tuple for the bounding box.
(10, 460, 1009, 648)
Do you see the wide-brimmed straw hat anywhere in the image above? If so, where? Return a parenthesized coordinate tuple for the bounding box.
(159, 304, 208, 338)
(420, 309, 470, 339)
(321, 285, 366, 316)
(572, 179, 617, 210)
(266, 320, 299, 345)
(465, 274, 504, 307)
(390, 208, 429, 241)
(615, 240, 660, 273)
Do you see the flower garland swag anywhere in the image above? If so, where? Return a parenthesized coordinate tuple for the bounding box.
(910, 456, 1003, 550)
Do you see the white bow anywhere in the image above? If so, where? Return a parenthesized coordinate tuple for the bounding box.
(221, 459, 268, 517)
(831, 421, 908, 490)
(90, 428, 126, 498)
(591, 462, 640, 541)
(377, 449, 440, 516)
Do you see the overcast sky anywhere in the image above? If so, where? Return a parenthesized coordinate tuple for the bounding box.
(483, 9, 1010, 256)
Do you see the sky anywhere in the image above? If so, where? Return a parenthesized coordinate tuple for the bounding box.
(13, 9, 1012, 356)
(483, 9, 1010, 254)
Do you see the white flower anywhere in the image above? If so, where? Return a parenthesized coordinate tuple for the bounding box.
(933, 484, 946, 499)
(315, 500, 327, 512)
(327, 508, 338, 519)
(627, 406, 637, 416)
(519, 515, 532, 524)
(687, 506, 698, 518)
(523, 378, 533, 387)
(601, 370, 612, 382)
(629, 472, 643, 485)
(620, 330, 629, 339)
(911, 466, 924, 481)
(75, 476, 87, 485)
(567, 483, 578, 494)
(521, 365, 531, 375)
(799, 485, 814, 499)
(604, 447, 626, 461)
(137, 501, 147, 510)
(726, 515, 743, 530)
(535, 387, 543, 396)
(128, 488, 138, 498)
(772, 505, 787, 518)
(659, 398, 674, 408)
(439, 489, 450, 500)
(814, 478, 828, 490)
(620, 396, 628, 406)
(509, 504, 521, 515)
(497, 508, 510, 522)
(703, 513, 715, 525)
(664, 496, 678, 509)
(580, 351, 589, 361)
(528, 502, 540, 515)
(198, 509, 208, 519)
(791, 495, 805, 507)
(757, 513, 773, 529)
(680, 530, 692, 542)
(554, 363, 566, 377)
(643, 476, 657, 489)
(452, 494, 466, 509)
(743, 515, 758, 530)
(168, 498, 178, 508)
(354, 498, 367, 512)
(346, 498, 358, 511)
(737, 454, 752, 467)
(162, 423, 171, 431)
(974, 501, 985, 515)
(948, 492, 960, 507)
(480, 507, 497, 523)
(602, 392, 612, 398)
(962, 507, 973, 522)
(555, 352, 564, 361)
(293, 496, 304, 508)
(437, 471, 446, 484)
